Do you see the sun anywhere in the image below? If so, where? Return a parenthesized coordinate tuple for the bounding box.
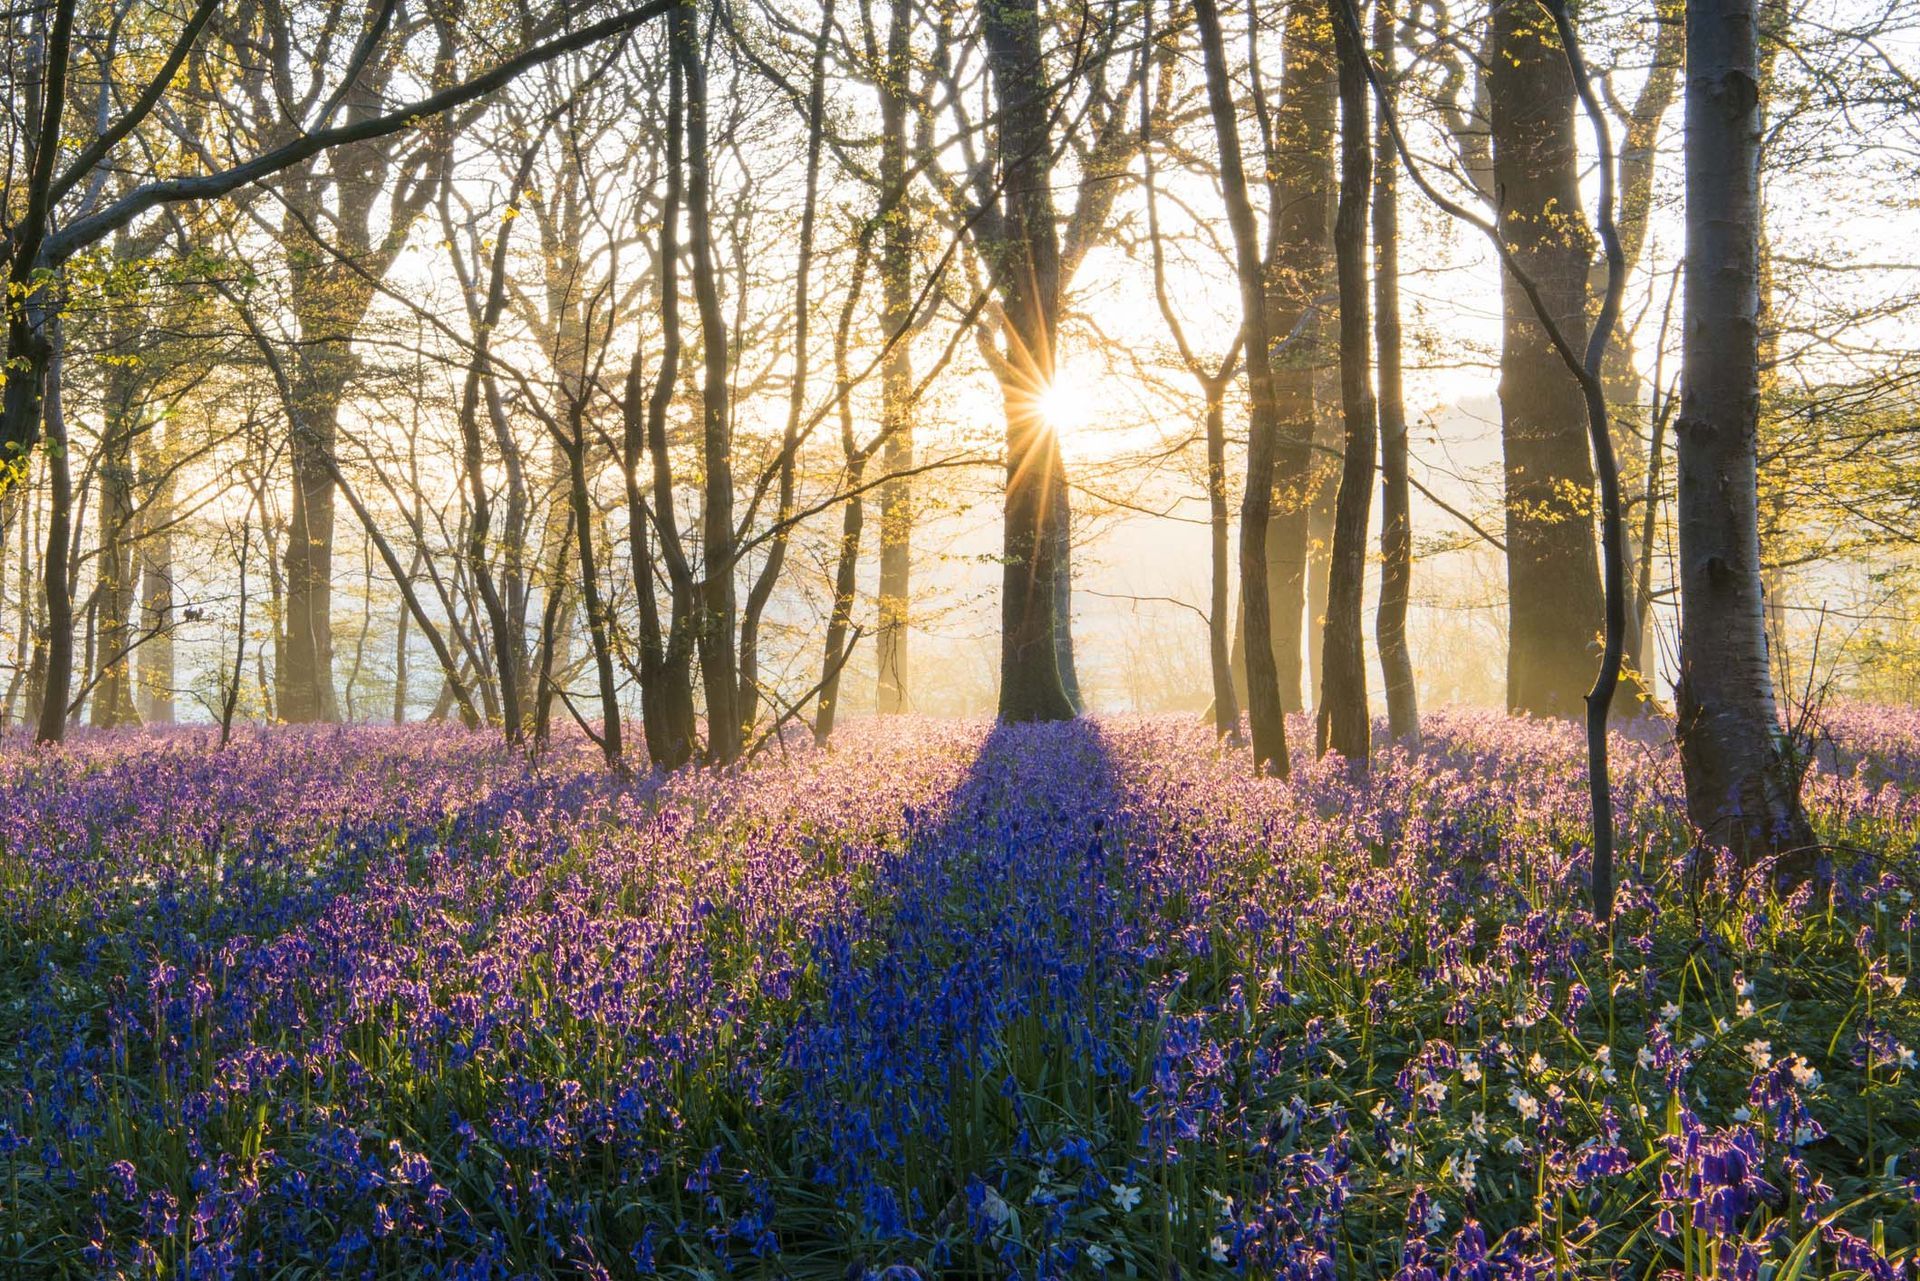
(1035, 372, 1093, 434)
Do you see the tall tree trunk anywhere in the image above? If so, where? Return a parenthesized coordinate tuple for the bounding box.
(983, 0, 1076, 724)
(280, 346, 345, 724)
(1317, 0, 1375, 764)
(1264, 0, 1338, 714)
(628, 51, 699, 770)
(1204, 384, 1239, 738)
(874, 0, 916, 716)
(36, 324, 72, 744)
(1674, 0, 1813, 861)
(1489, 0, 1606, 718)
(677, 4, 744, 762)
(136, 418, 175, 722)
(1196, 0, 1290, 774)
(1372, 0, 1418, 742)
(91, 352, 141, 727)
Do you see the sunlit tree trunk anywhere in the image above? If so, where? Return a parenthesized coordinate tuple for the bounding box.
(1265, 0, 1337, 714)
(1372, 0, 1417, 743)
(874, 0, 917, 716)
(91, 341, 142, 727)
(677, 4, 744, 760)
(1489, 0, 1606, 718)
(983, 0, 1076, 724)
(1674, 0, 1813, 862)
(1316, 0, 1375, 764)
(1197, 0, 1290, 774)
(37, 324, 73, 744)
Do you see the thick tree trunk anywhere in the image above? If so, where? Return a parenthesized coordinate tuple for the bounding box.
(1316, 0, 1375, 764)
(1264, 0, 1338, 715)
(1489, 0, 1606, 718)
(136, 433, 175, 723)
(279, 346, 346, 724)
(1196, 0, 1290, 774)
(983, 0, 1076, 724)
(1674, 0, 1813, 862)
(1372, 0, 1418, 743)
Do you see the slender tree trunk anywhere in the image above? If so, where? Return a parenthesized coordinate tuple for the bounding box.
(1317, 0, 1375, 764)
(37, 324, 72, 744)
(1197, 0, 1290, 774)
(874, 0, 916, 716)
(1490, 0, 1606, 718)
(1373, 0, 1417, 741)
(1204, 385, 1240, 739)
(1674, 0, 1813, 862)
(983, 0, 1076, 724)
(677, 4, 744, 762)
(817, 456, 865, 745)
(92, 348, 141, 727)
(136, 417, 175, 723)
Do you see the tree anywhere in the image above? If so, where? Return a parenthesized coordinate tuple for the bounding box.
(1317, 0, 1376, 765)
(1488, 0, 1607, 719)
(1673, 0, 1814, 861)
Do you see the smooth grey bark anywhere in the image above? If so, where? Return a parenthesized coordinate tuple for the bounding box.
(1673, 0, 1814, 862)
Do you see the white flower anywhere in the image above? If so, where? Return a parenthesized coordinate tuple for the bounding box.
(1789, 1057, 1821, 1088)
(1736, 974, 1755, 998)
(981, 1188, 1012, 1225)
(1036, 1165, 1054, 1185)
(1388, 1138, 1411, 1166)
(1421, 1079, 1449, 1105)
(1111, 1184, 1141, 1213)
(1209, 1235, 1230, 1264)
(1424, 1199, 1447, 1234)
(1502, 1135, 1527, 1155)
(1461, 1055, 1482, 1083)
(1660, 1001, 1681, 1023)
(1732, 1106, 1752, 1122)
(1468, 1111, 1488, 1143)
(1509, 1088, 1539, 1121)
(1745, 1039, 1773, 1070)
(1689, 1033, 1709, 1051)
(1736, 999, 1757, 1020)
(1527, 1052, 1547, 1075)
(1451, 1151, 1479, 1193)
(1899, 1044, 1917, 1070)
(1087, 1243, 1114, 1268)
(1637, 1046, 1656, 1071)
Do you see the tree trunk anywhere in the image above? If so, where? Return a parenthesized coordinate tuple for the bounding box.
(1674, 0, 1813, 861)
(676, 3, 744, 762)
(91, 353, 141, 727)
(36, 324, 72, 744)
(280, 348, 345, 724)
(1264, 0, 1338, 715)
(136, 419, 175, 723)
(983, 0, 1076, 724)
(874, 0, 916, 716)
(1316, 0, 1375, 764)
(1196, 0, 1290, 774)
(1204, 386, 1239, 738)
(1372, 0, 1418, 743)
(1489, 0, 1606, 719)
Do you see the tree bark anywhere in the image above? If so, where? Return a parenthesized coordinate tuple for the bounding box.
(1489, 0, 1606, 718)
(1674, 0, 1813, 862)
(676, 4, 744, 761)
(36, 324, 73, 744)
(874, 0, 917, 716)
(1317, 0, 1375, 764)
(982, 0, 1076, 724)
(1196, 0, 1291, 774)
(1263, 0, 1338, 715)
(1372, 0, 1418, 742)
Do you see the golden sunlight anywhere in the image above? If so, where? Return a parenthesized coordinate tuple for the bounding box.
(1035, 372, 1095, 435)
